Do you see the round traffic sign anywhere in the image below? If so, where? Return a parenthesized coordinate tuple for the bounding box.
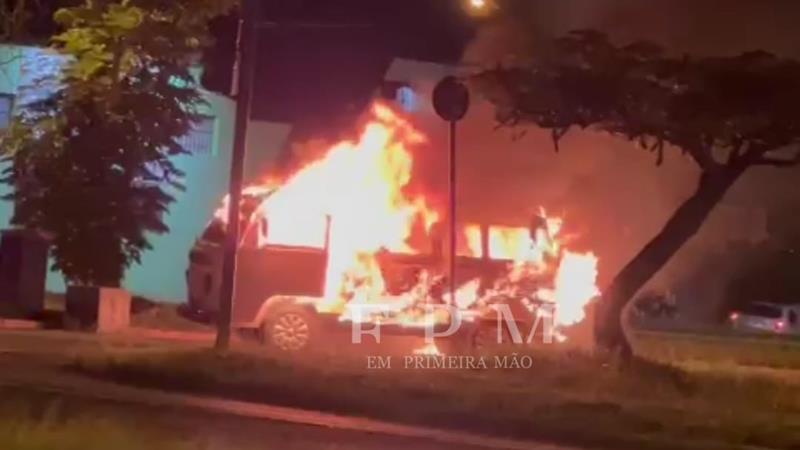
(433, 76, 470, 122)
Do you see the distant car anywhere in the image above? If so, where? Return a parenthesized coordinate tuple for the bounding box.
(729, 302, 800, 335)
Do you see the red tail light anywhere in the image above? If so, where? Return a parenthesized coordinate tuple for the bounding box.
(729, 312, 739, 321)
(775, 321, 786, 331)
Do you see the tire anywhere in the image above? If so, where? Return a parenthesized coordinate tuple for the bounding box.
(261, 305, 317, 353)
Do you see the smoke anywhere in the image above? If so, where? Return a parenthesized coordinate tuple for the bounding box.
(466, 0, 800, 59)
(446, 0, 800, 317)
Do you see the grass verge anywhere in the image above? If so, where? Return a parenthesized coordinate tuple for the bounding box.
(0, 399, 199, 450)
(70, 346, 800, 450)
(634, 329, 800, 369)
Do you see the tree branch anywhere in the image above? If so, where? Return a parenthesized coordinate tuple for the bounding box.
(681, 141, 717, 171)
(0, 54, 22, 66)
(725, 139, 746, 166)
(551, 128, 568, 152)
(752, 153, 800, 167)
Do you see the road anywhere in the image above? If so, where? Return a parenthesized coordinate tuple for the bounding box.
(0, 329, 579, 450)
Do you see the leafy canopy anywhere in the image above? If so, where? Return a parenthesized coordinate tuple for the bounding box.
(476, 30, 800, 171)
(2, 0, 233, 286)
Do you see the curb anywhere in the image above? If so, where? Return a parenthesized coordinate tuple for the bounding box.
(0, 319, 42, 330)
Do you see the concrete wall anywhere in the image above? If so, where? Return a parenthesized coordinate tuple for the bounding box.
(0, 45, 290, 302)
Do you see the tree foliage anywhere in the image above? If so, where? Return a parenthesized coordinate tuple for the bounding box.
(477, 30, 800, 169)
(1, 0, 233, 286)
(475, 31, 800, 354)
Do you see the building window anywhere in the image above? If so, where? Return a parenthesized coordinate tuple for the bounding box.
(395, 86, 418, 113)
(0, 95, 14, 130)
(379, 81, 418, 113)
(177, 116, 215, 155)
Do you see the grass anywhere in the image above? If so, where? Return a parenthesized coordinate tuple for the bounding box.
(0, 400, 200, 450)
(70, 343, 800, 450)
(634, 329, 800, 369)
(0, 420, 196, 450)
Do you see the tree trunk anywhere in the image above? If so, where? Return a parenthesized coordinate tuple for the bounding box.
(594, 168, 746, 358)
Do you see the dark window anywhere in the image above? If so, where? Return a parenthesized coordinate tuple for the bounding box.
(177, 116, 215, 155)
(0, 95, 13, 129)
(742, 304, 783, 319)
(378, 82, 418, 113)
(396, 86, 418, 112)
(789, 310, 798, 326)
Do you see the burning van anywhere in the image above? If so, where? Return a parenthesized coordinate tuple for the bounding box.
(187, 201, 560, 352)
(186, 103, 599, 353)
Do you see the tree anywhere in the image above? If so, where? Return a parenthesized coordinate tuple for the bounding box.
(476, 31, 800, 357)
(2, 0, 233, 286)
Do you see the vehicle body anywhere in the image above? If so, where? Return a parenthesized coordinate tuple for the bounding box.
(186, 189, 542, 352)
(729, 302, 800, 335)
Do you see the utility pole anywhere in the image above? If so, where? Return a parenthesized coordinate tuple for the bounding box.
(216, 0, 258, 350)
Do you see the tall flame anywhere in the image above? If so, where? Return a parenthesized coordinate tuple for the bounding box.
(217, 102, 600, 336)
(255, 104, 437, 313)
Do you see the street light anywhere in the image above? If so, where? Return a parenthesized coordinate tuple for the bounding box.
(465, 0, 497, 18)
(469, 0, 487, 10)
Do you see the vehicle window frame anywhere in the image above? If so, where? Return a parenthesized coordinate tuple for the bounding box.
(789, 309, 798, 326)
(258, 214, 328, 251)
(742, 303, 783, 319)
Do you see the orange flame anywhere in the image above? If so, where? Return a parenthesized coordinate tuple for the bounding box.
(217, 102, 600, 337)
(253, 104, 437, 316)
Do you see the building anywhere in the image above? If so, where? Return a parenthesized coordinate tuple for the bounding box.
(0, 44, 289, 302)
(0, 6, 473, 302)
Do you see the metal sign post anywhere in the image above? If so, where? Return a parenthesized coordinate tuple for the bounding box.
(432, 76, 470, 307)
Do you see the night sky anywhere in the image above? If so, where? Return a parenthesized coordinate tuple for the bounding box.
(205, 0, 800, 138)
(26, 1, 800, 139)
(202, 0, 476, 138)
(20, 0, 476, 136)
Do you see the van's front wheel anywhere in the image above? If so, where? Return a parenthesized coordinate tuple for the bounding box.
(262, 306, 317, 352)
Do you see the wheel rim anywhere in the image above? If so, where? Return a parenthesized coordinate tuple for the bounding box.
(270, 313, 311, 351)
